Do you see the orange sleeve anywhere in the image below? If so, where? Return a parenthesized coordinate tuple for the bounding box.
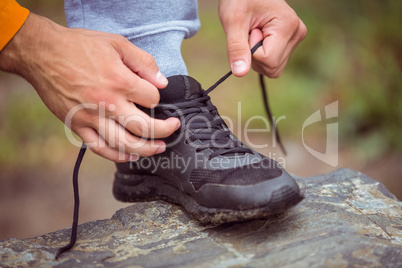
(0, 0, 29, 51)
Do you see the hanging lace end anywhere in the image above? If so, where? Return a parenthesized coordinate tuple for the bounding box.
(55, 143, 87, 260)
(259, 74, 287, 156)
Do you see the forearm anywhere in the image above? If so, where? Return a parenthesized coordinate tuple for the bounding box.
(1, 12, 37, 76)
(0, 13, 62, 81)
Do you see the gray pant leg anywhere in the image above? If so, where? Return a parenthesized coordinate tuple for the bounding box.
(64, 0, 200, 77)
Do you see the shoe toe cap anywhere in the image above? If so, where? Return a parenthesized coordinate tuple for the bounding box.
(193, 171, 302, 210)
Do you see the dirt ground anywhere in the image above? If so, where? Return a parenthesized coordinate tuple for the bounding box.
(1, 134, 401, 241)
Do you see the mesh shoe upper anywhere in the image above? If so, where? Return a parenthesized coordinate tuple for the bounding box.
(121, 75, 286, 192)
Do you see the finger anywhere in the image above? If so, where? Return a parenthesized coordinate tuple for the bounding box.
(249, 28, 264, 49)
(113, 101, 181, 139)
(298, 19, 308, 42)
(114, 37, 168, 88)
(221, 17, 252, 77)
(254, 18, 303, 73)
(76, 127, 134, 163)
(252, 57, 288, 78)
(257, 34, 288, 72)
(125, 73, 160, 108)
(252, 21, 306, 78)
(98, 118, 167, 157)
(253, 21, 306, 78)
(249, 28, 287, 77)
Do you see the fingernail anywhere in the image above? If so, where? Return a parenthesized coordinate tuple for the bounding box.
(156, 145, 166, 154)
(129, 154, 139, 161)
(157, 71, 168, 85)
(175, 120, 181, 131)
(168, 117, 181, 131)
(166, 117, 181, 131)
(232, 60, 247, 74)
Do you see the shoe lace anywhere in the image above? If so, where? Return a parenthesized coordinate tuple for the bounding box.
(55, 40, 285, 259)
(158, 94, 253, 159)
(158, 41, 286, 159)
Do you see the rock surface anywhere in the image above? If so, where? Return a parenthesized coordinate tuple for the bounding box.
(0, 169, 401, 267)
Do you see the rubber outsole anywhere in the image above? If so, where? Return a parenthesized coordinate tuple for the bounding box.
(113, 172, 304, 224)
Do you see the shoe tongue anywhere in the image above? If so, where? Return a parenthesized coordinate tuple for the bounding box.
(159, 75, 204, 104)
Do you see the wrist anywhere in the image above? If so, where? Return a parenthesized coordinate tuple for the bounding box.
(0, 13, 31, 74)
(0, 13, 62, 79)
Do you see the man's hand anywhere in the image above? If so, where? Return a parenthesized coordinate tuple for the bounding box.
(0, 13, 180, 162)
(219, 0, 307, 77)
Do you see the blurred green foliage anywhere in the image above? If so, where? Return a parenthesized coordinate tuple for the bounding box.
(1, 0, 401, 168)
(184, 0, 402, 161)
(288, 0, 402, 159)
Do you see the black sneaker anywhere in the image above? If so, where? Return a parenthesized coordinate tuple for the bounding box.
(113, 75, 303, 224)
(56, 42, 303, 258)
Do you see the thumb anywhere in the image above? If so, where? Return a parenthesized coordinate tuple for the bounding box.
(223, 20, 252, 77)
(115, 37, 168, 89)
